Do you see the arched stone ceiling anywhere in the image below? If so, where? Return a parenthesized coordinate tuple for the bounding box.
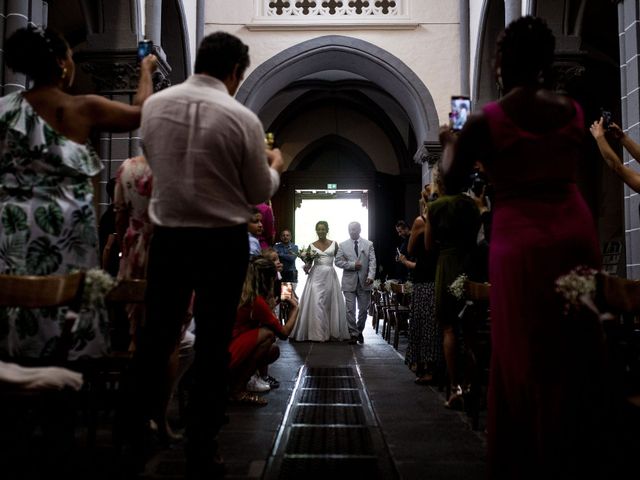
(236, 35, 439, 147)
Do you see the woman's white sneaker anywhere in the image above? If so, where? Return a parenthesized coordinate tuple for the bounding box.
(246, 373, 270, 392)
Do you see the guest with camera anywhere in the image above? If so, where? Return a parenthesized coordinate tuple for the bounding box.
(468, 166, 491, 282)
(590, 116, 640, 193)
(228, 257, 299, 406)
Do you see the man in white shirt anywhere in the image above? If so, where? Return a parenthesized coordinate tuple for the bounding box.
(132, 32, 284, 479)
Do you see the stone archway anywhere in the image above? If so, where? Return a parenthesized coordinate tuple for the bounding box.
(236, 35, 439, 149)
(240, 36, 433, 277)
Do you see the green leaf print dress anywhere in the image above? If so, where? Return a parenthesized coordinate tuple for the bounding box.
(0, 92, 109, 360)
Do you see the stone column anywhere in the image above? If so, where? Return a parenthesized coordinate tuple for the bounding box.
(144, 0, 168, 62)
(617, 0, 640, 278)
(504, 0, 522, 25)
(414, 141, 442, 188)
(1, 0, 48, 95)
(74, 0, 170, 211)
(459, 0, 470, 96)
(144, 0, 161, 44)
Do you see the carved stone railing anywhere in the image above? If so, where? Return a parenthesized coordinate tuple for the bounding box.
(249, 0, 416, 30)
(264, 0, 401, 17)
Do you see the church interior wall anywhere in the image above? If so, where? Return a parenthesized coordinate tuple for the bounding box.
(204, 0, 460, 130)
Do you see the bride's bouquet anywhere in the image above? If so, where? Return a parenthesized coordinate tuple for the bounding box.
(296, 245, 320, 266)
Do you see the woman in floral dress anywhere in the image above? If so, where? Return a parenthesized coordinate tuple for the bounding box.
(114, 155, 154, 280)
(0, 26, 156, 360)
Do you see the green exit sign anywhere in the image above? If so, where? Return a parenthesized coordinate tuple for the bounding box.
(327, 183, 337, 189)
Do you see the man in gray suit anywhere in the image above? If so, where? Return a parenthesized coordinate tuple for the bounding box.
(335, 221, 377, 344)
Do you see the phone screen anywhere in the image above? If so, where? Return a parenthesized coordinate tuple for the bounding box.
(280, 282, 292, 301)
(600, 108, 612, 129)
(137, 40, 153, 61)
(450, 96, 471, 131)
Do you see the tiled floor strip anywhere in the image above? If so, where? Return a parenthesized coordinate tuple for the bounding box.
(264, 363, 397, 479)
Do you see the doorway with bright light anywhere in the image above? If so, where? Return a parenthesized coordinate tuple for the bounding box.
(293, 191, 368, 294)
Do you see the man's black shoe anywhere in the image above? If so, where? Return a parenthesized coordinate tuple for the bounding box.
(349, 336, 358, 345)
(357, 333, 364, 344)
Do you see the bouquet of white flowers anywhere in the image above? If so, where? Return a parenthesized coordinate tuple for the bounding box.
(384, 279, 399, 293)
(403, 280, 413, 295)
(448, 274, 468, 300)
(81, 268, 116, 308)
(296, 245, 320, 266)
(372, 279, 381, 290)
(555, 265, 598, 310)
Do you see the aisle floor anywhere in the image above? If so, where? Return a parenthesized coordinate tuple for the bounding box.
(4, 323, 488, 480)
(171, 324, 488, 479)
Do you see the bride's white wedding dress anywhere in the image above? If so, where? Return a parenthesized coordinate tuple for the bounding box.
(290, 241, 350, 342)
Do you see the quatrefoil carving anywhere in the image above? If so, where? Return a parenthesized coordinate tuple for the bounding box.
(375, 0, 396, 14)
(348, 0, 369, 14)
(269, 0, 291, 15)
(322, 0, 343, 14)
(295, 0, 317, 14)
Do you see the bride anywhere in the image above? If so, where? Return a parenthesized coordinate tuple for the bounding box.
(290, 221, 350, 342)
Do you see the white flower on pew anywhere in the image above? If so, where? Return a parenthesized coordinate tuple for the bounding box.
(448, 274, 468, 300)
(384, 279, 399, 293)
(372, 279, 381, 290)
(81, 268, 116, 308)
(555, 266, 617, 321)
(555, 266, 598, 310)
(403, 280, 413, 295)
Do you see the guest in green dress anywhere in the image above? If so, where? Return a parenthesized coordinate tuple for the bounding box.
(424, 163, 480, 408)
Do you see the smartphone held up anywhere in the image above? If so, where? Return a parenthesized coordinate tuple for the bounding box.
(137, 39, 153, 62)
(450, 95, 471, 131)
(280, 282, 293, 302)
(600, 108, 612, 130)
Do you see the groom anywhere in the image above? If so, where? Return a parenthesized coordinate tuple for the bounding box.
(335, 221, 377, 344)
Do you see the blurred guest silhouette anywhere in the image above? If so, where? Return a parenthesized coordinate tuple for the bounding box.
(439, 16, 609, 480)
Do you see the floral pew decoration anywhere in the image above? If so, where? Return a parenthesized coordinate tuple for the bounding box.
(448, 273, 469, 301)
(555, 266, 615, 322)
(448, 274, 491, 319)
(384, 278, 399, 293)
(80, 268, 117, 309)
(449, 274, 474, 320)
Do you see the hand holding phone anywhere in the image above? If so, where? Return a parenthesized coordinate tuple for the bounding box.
(600, 108, 612, 130)
(137, 39, 153, 62)
(280, 282, 292, 301)
(450, 96, 471, 131)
